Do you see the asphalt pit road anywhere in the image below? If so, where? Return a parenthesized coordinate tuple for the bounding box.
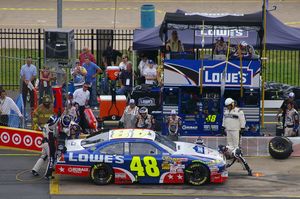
(16, 169, 46, 183)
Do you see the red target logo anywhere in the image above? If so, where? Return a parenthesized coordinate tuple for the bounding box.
(34, 137, 43, 148)
(12, 134, 22, 145)
(23, 135, 33, 147)
(0, 132, 10, 143)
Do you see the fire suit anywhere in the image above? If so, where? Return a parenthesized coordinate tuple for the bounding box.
(222, 107, 246, 151)
(32, 141, 49, 174)
(32, 123, 57, 176)
(166, 115, 182, 141)
(136, 114, 155, 130)
(284, 108, 299, 137)
(32, 104, 53, 130)
(120, 105, 139, 128)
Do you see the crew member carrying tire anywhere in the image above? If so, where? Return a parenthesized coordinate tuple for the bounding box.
(220, 98, 252, 176)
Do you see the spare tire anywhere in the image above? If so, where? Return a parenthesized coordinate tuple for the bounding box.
(269, 136, 293, 159)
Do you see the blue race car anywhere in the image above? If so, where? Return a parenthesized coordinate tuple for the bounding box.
(55, 129, 227, 185)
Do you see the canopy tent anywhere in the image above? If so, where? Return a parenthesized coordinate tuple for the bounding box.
(133, 11, 300, 50)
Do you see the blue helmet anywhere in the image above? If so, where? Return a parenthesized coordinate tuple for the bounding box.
(47, 115, 58, 126)
(61, 115, 72, 127)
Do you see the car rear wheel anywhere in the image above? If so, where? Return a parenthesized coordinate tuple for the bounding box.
(90, 163, 114, 185)
(185, 163, 210, 185)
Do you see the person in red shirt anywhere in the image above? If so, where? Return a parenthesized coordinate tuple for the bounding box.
(79, 47, 96, 65)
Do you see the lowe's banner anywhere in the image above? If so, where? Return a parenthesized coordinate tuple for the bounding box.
(164, 59, 261, 88)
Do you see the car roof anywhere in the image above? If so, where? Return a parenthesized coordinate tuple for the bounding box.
(108, 129, 156, 141)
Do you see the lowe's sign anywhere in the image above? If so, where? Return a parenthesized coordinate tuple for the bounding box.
(164, 59, 261, 88)
(203, 61, 253, 86)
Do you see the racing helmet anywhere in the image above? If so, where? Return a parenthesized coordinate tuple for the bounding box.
(47, 115, 58, 126)
(171, 109, 177, 115)
(224, 98, 234, 106)
(61, 115, 72, 127)
(139, 107, 148, 115)
(289, 92, 295, 98)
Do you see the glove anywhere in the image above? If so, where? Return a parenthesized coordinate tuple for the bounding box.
(221, 127, 226, 136)
(118, 121, 123, 128)
(293, 126, 298, 132)
(240, 128, 245, 136)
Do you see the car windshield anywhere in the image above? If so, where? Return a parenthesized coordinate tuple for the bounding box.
(81, 132, 109, 147)
(155, 133, 177, 152)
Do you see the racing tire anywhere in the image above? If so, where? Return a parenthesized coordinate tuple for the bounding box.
(269, 136, 293, 159)
(185, 163, 210, 185)
(90, 163, 114, 185)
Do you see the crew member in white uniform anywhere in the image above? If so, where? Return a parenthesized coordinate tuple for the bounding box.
(120, 99, 139, 128)
(284, 102, 299, 137)
(222, 98, 246, 151)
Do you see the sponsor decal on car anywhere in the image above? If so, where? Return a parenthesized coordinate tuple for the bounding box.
(55, 164, 90, 177)
(67, 152, 124, 164)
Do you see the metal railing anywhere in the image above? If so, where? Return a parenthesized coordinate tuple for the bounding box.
(0, 28, 299, 89)
(0, 28, 133, 89)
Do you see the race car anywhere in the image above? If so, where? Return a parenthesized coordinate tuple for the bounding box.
(55, 129, 227, 185)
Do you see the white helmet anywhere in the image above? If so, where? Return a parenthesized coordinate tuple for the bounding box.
(289, 92, 295, 98)
(224, 98, 234, 106)
(171, 110, 177, 115)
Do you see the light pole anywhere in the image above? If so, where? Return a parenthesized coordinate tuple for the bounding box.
(57, 0, 62, 28)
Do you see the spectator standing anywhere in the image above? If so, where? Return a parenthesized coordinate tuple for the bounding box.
(0, 89, 23, 126)
(82, 57, 102, 108)
(116, 62, 133, 95)
(120, 99, 139, 128)
(143, 60, 157, 85)
(137, 54, 148, 84)
(79, 47, 96, 65)
(119, 55, 129, 71)
(71, 59, 87, 90)
(20, 56, 37, 111)
(39, 66, 52, 104)
(73, 82, 90, 132)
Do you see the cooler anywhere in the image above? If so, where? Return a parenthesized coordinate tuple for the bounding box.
(98, 95, 127, 121)
(106, 66, 120, 81)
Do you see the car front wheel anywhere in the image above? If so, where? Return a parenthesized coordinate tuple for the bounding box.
(185, 163, 210, 185)
(90, 163, 114, 185)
